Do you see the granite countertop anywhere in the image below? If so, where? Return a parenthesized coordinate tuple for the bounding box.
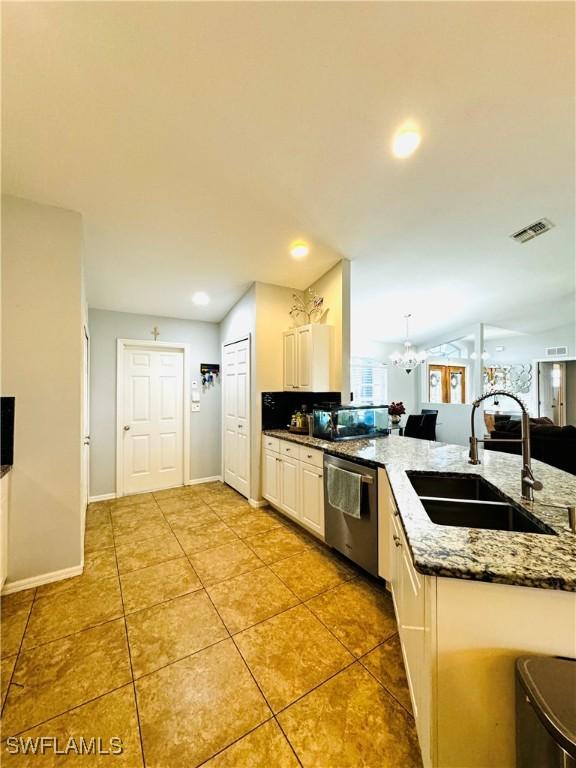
(263, 429, 576, 591)
(0, 465, 11, 479)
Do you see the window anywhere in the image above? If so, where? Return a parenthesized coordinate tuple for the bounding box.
(428, 364, 467, 404)
(351, 358, 388, 405)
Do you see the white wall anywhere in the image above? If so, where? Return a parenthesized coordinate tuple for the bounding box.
(89, 308, 221, 496)
(220, 284, 257, 348)
(485, 323, 575, 364)
(309, 260, 350, 396)
(2, 196, 84, 585)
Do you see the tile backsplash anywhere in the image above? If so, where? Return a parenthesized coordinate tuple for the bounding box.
(261, 391, 341, 430)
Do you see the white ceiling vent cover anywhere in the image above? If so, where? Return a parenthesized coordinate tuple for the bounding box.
(545, 346, 568, 357)
(511, 218, 555, 243)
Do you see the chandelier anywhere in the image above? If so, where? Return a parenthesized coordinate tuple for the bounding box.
(390, 314, 427, 374)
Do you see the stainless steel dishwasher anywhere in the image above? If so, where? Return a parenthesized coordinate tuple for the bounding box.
(323, 454, 378, 576)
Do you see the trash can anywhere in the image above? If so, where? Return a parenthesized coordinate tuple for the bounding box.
(516, 656, 576, 768)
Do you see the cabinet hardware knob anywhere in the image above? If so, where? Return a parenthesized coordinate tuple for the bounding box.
(123, 425, 130, 431)
(393, 535, 401, 547)
(393, 509, 399, 517)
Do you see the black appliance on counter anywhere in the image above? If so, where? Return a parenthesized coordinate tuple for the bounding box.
(0, 397, 15, 466)
(261, 391, 341, 430)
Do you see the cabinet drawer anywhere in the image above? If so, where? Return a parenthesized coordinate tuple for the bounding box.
(298, 445, 323, 469)
(279, 440, 298, 457)
(262, 435, 280, 453)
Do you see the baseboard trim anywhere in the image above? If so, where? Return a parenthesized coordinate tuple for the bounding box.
(249, 498, 268, 508)
(88, 492, 117, 503)
(187, 475, 222, 486)
(2, 564, 84, 596)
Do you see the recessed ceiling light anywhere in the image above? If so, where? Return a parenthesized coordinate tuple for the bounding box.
(290, 240, 310, 259)
(192, 291, 210, 306)
(392, 126, 422, 159)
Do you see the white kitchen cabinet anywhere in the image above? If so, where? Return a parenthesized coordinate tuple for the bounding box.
(261, 436, 325, 537)
(262, 450, 280, 507)
(279, 453, 300, 521)
(283, 324, 331, 392)
(283, 331, 298, 390)
(296, 325, 312, 389)
(299, 462, 324, 536)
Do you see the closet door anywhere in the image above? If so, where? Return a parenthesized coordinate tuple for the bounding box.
(223, 338, 250, 498)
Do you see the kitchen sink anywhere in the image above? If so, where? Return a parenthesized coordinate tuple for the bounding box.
(407, 472, 556, 536)
(407, 472, 504, 503)
(419, 497, 554, 535)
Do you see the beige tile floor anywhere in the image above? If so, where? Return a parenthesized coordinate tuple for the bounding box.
(0, 482, 422, 767)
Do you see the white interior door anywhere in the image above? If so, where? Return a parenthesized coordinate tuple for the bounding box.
(539, 361, 566, 426)
(223, 338, 250, 498)
(122, 346, 184, 494)
(82, 327, 90, 518)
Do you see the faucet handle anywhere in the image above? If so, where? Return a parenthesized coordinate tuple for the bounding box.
(468, 436, 481, 465)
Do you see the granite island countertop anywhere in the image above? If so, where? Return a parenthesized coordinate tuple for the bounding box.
(263, 429, 576, 591)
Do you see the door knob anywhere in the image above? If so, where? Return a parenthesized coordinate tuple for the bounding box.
(123, 425, 130, 431)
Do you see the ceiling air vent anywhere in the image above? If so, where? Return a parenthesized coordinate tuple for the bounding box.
(510, 218, 554, 243)
(545, 346, 568, 357)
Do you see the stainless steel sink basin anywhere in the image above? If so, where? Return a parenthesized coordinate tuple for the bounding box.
(407, 472, 504, 503)
(407, 472, 556, 535)
(419, 497, 555, 535)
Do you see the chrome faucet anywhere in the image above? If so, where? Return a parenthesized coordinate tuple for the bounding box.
(469, 389, 543, 502)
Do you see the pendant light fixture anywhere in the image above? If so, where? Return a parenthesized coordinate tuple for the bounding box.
(390, 314, 427, 374)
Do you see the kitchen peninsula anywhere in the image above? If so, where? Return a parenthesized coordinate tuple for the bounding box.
(261, 429, 576, 768)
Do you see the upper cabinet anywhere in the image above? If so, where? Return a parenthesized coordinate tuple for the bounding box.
(283, 324, 331, 391)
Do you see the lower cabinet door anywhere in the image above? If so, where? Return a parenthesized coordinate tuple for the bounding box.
(396, 525, 426, 726)
(279, 456, 300, 520)
(262, 450, 280, 506)
(299, 462, 324, 536)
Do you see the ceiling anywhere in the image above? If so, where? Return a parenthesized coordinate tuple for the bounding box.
(3, 2, 575, 333)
